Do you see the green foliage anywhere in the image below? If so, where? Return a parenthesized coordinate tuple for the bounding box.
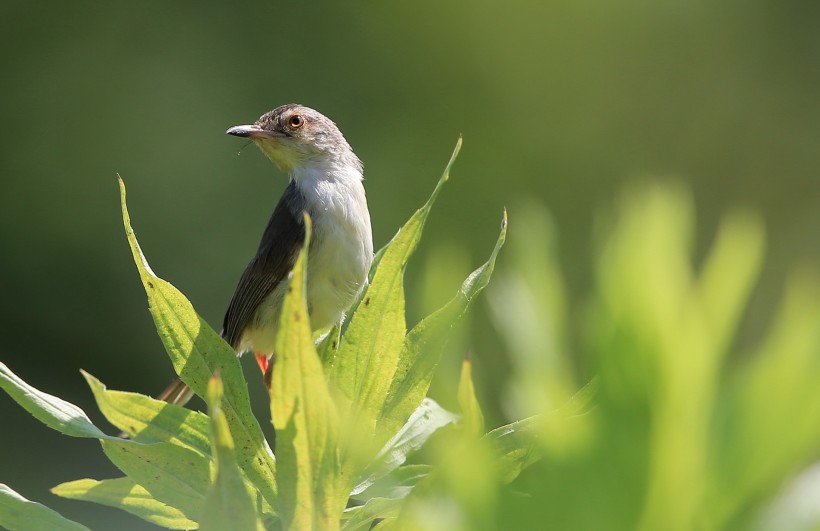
(0, 140, 512, 530)
(2, 146, 820, 530)
(200, 375, 264, 531)
(487, 187, 820, 530)
(0, 484, 89, 531)
(52, 478, 196, 530)
(120, 178, 279, 513)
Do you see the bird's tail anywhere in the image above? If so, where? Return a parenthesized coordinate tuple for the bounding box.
(156, 377, 196, 407)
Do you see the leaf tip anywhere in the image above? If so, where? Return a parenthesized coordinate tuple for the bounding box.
(446, 136, 463, 175)
(79, 370, 102, 390)
(207, 371, 224, 407)
(301, 211, 313, 244)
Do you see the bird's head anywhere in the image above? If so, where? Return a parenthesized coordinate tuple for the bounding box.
(227, 104, 362, 175)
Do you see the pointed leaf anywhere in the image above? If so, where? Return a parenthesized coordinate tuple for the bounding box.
(379, 209, 507, 438)
(271, 214, 345, 530)
(119, 177, 277, 509)
(0, 361, 107, 439)
(329, 139, 463, 448)
(709, 272, 820, 527)
(52, 477, 197, 530)
(82, 371, 211, 456)
(0, 483, 89, 531)
(457, 358, 484, 436)
(354, 464, 432, 501)
(200, 375, 264, 531)
(484, 378, 597, 484)
(342, 497, 403, 531)
(698, 210, 765, 356)
(352, 398, 458, 496)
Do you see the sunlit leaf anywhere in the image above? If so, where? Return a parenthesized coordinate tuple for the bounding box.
(352, 398, 459, 496)
(0, 483, 90, 531)
(354, 465, 432, 501)
(200, 375, 264, 531)
(82, 371, 211, 457)
(270, 214, 346, 530)
(378, 209, 506, 440)
(708, 271, 820, 528)
(0, 361, 107, 439)
(485, 378, 597, 484)
(119, 177, 277, 510)
(698, 210, 765, 355)
(101, 439, 210, 520)
(457, 358, 484, 436)
(52, 477, 196, 530)
(330, 138, 464, 450)
(342, 497, 403, 531)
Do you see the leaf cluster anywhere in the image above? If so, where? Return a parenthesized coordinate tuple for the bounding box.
(0, 139, 518, 530)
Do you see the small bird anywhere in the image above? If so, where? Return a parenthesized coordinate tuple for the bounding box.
(158, 104, 373, 405)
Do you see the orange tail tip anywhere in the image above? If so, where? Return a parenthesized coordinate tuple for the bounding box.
(255, 353, 269, 374)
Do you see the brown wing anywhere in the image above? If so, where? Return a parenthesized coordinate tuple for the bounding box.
(222, 180, 306, 351)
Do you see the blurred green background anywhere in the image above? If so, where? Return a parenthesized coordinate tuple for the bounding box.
(1, 1, 819, 529)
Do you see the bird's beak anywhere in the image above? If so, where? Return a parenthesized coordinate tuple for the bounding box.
(226, 125, 281, 139)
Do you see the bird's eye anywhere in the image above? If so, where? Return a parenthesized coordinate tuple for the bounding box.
(288, 115, 305, 129)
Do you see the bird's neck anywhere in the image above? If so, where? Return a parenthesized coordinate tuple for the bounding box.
(290, 159, 366, 215)
(291, 159, 363, 191)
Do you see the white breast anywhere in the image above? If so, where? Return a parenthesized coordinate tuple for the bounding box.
(300, 165, 373, 330)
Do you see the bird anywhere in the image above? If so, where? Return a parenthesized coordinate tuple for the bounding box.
(157, 104, 373, 406)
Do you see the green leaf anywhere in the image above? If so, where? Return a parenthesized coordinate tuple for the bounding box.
(484, 379, 597, 484)
(118, 177, 277, 510)
(708, 271, 820, 528)
(317, 324, 342, 368)
(101, 439, 210, 520)
(352, 398, 458, 497)
(0, 361, 107, 439)
(697, 210, 765, 358)
(329, 138, 463, 451)
(52, 477, 196, 530)
(378, 209, 507, 439)
(271, 213, 346, 530)
(0, 484, 90, 531)
(354, 465, 432, 502)
(200, 375, 264, 531)
(457, 358, 484, 436)
(487, 202, 575, 419)
(342, 497, 403, 531)
(482, 416, 541, 485)
(82, 371, 211, 457)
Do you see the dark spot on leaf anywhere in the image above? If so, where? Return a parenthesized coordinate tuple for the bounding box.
(293, 312, 300, 322)
(364, 297, 371, 307)
(147, 281, 154, 289)
(331, 340, 337, 349)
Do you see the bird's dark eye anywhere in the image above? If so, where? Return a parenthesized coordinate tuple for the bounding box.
(288, 115, 305, 129)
